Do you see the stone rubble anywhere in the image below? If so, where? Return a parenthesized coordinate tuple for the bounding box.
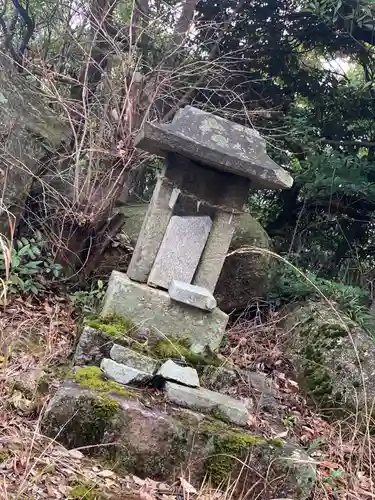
(164, 381, 250, 426)
(110, 344, 159, 374)
(156, 359, 200, 387)
(101, 358, 152, 385)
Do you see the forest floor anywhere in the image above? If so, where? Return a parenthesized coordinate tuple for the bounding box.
(0, 294, 373, 500)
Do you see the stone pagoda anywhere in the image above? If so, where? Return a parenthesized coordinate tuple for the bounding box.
(101, 106, 293, 354)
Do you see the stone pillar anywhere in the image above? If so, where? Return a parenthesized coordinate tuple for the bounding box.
(193, 211, 238, 293)
(127, 169, 175, 282)
(193, 178, 250, 293)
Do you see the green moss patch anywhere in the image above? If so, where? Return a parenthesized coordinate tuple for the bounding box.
(152, 337, 220, 372)
(203, 429, 281, 485)
(85, 314, 135, 339)
(69, 481, 102, 499)
(71, 366, 134, 399)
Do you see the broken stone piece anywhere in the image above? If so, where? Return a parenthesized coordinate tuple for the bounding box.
(110, 344, 159, 374)
(164, 381, 248, 426)
(168, 280, 217, 311)
(157, 360, 200, 387)
(148, 215, 212, 290)
(101, 358, 151, 386)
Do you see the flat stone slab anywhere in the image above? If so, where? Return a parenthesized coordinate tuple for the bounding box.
(102, 271, 228, 353)
(169, 280, 216, 311)
(148, 215, 212, 290)
(157, 360, 200, 387)
(165, 381, 249, 426)
(101, 358, 152, 385)
(135, 106, 293, 190)
(110, 344, 159, 374)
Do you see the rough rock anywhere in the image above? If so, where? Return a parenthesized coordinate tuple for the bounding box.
(164, 381, 249, 426)
(101, 271, 228, 353)
(201, 365, 238, 394)
(284, 300, 375, 416)
(110, 344, 159, 374)
(120, 205, 271, 311)
(215, 212, 271, 311)
(0, 54, 69, 234)
(73, 327, 114, 367)
(101, 358, 152, 386)
(246, 371, 280, 414)
(157, 360, 200, 387)
(169, 280, 217, 311)
(41, 381, 315, 499)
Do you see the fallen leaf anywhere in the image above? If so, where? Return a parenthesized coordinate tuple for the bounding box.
(133, 475, 145, 486)
(179, 476, 197, 494)
(98, 469, 114, 478)
(68, 449, 84, 459)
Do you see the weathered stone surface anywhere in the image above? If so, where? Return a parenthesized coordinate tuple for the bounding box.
(148, 215, 212, 290)
(127, 174, 174, 283)
(201, 365, 238, 394)
(157, 360, 200, 387)
(135, 106, 293, 189)
(101, 271, 228, 353)
(165, 381, 249, 426)
(246, 372, 280, 414)
(110, 344, 159, 374)
(0, 55, 69, 234)
(168, 280, 216, 311)
(215, 212, 271, 311)
(193, 211, 238, 293)
(120, 206, 271, 311)
(41, 382, 315, 499)
(73, 327, 114, 367)
(284, 301, 375, 416)
(101, 358, 152, 385)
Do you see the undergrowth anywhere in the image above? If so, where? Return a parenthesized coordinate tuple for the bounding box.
(269, 264, 375, 335)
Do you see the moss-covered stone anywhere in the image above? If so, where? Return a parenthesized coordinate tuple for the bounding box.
(71, 366, 134, 399)
(284, 300, 375, 416)
(205, 431, 266, 484)
(41, 383, 315, 499)
(85, 314, 136, 339)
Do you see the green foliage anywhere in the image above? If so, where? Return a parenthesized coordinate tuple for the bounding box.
(69, 481, 102, 499)
(269, 264, 374, 333)
(69, 281, 105, 313)
(0, 234, 62, 296)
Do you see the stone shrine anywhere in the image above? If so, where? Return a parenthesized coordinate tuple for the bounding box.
(40, 108, 316, 499)
(101, 105, 293, 353)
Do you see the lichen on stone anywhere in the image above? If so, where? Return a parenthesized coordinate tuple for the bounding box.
(71, 366, 134, 399)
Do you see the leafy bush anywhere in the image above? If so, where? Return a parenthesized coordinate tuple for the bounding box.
(269, 264, 374, 334)
(0, 233, 63, 296)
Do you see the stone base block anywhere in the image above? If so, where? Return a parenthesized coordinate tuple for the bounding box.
(101, 271, 228, 353)
(41, 381, 315, 499)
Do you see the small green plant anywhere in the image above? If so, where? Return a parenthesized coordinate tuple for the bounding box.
(0, 233, 62, 295)
(69, 280, 105, 313)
